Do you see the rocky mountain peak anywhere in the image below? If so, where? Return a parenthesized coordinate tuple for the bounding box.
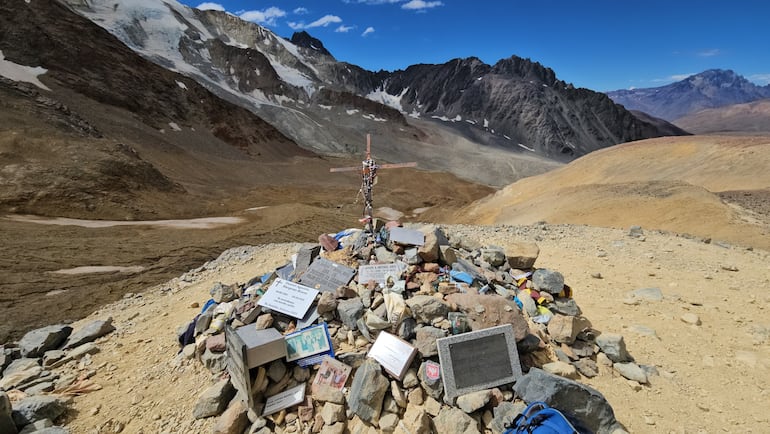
(491, 55, 558, 86)
(289, 31, 332, 57)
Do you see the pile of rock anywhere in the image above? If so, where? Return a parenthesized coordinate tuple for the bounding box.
(179, 222, 647, 434)
(0, 318, 116, 433)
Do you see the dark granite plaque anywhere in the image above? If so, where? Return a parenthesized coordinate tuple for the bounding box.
(298, 257, 356, 293)
(437, 324, 523, 401)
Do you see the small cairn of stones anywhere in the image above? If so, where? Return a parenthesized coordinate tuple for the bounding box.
(1, 318, 116, 433)
(179, 222, 647, 434)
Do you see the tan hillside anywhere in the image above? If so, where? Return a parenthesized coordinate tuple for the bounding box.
(456, 135, 770, 250)
(674, 99, 770, 134)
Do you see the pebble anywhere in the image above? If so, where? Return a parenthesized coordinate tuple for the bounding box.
(680, 313, 701, 326)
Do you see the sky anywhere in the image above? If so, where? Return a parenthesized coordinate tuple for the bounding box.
(180, 0, 770, 92)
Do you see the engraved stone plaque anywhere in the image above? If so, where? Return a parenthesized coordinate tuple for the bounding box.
(298, 257, 356, 293)
(436, 324, 523, 401)
(357, 262, 407, 285)
(389, 227, 425, 246)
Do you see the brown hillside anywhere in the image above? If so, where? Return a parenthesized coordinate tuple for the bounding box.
(456, 135, 770, 250)
(674, 99, 770, 134)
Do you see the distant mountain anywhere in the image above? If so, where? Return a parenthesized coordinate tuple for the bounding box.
(606, 69, 770, 121)
(58, 0, 678, 163)
(673, 99, 770, 134)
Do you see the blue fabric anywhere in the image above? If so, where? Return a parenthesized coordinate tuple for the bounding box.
(450, 270, 474, 284)
(505, 401, 581, 434)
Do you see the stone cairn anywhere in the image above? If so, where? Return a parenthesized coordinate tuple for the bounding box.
(176, 222, 647, 434)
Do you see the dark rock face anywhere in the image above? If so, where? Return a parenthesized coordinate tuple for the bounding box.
(607, 69, 770, 121)
(290, 31, 332, 57)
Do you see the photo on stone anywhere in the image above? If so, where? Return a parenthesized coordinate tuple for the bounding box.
(284, 322, 332, 362)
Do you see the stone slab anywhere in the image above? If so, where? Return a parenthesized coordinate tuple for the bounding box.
(298, 258, 356, 293)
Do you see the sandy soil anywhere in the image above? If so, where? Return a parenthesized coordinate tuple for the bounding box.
(45, 223, 770, 434)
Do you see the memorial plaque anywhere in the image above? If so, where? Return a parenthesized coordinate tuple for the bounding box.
(225, 326, 253, 411)
(437, 324, 522, 401)
(298, 257, 356, 293)
(357, 262, 407, 285)
(367, 331, 418, 380)
(236, 326, 287, 369)
(263, 383, 306, 416)
(285, 323, 333, 363)
(258, 278, 318, 319)
(389, 227, 425, 246)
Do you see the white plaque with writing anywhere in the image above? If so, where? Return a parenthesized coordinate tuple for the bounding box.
(367, 331, 418, 380)
(358, 262, 407, 284)
(389, 227, 425, 246)
(263, 383, 306, 416)
(257, 278, 319, 319)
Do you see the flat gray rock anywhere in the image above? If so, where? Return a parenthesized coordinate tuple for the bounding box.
(18, 325, 72, 358)
(11, 396, 68, 428)
(347, 359, 389, 424)
(63, 318, 115, 349)
(193, 378, 235, 419)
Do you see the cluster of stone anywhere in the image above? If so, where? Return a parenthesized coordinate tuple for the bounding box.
(180, 222, 644, 434)
(0, 319, 116, 433)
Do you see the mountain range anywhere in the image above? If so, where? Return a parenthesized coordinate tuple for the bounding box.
(606, 69, 770, 122)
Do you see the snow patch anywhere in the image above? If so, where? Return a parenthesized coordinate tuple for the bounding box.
(318, 104, 332, 110)
(503, 135, 511, 140)
(465, 119, 476, 125)
(0, 50, 50, 90)
(453, 115, 462, 122)
(168, 122, 182, 131)
(346, 109, 359, 115)
(366, 86, 408, 111)
(175, 80, 187, 89)
(518, 143, 535, 152)
(483, 118, 489, 128)
(408, 109, 420, 119)
(362, 113, 387, 122)
(431, 115, 451, 122)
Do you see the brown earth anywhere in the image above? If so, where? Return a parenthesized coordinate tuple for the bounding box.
(456, 135, 770, 251)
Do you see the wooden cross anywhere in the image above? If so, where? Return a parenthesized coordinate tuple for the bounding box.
(330, 134, 417, 234)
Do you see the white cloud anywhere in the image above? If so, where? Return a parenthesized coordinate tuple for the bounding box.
(288, 14, 343, 30)
(343, 0, 402, 4)
(749, 73, 770, 85)
(335, 25, 355, 33)
(239, 7, 287, 27)
(362, 26, 375, 36)
(196, 2, 225, 11)
(293, 7, 309, 14)
(402, 0, 443, 10)
(697, 48, 720, 57)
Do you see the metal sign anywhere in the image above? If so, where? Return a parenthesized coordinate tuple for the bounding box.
(298, 257, 356, 293)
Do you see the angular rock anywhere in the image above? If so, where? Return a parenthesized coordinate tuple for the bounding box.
(312, 386, 346, 405)
(445, 293, 529, 341)
(379, 412, 399, 433)
(267, 360, 287, 383)
(320, 422, 346, 434)
(490, 401, 526, 434)
(254, 314, 273, 330)
(413, 326, 447, 357)
(542, 361, 579, 379)
(480, 247, 506, 267)
(63, 318, 115, 349)
(295, 245, 321, 275)
(397, 317, 417, 341)
(210, 282, 238, 303)
(439, 245, 458, 267)
(405, 295, 447, 324)
(193, 379, 235, 419)
(0, 391, 17, 434)
(680, 313, 701, 325)
(418, 361, 443, 400)
(337, 298, 365, 330)
(432, 407, 481, 434)
(320, 402, 346, 425)
(206, 334, 226, 353)
(201, 348, 228, 374)
(596, 334, 633, 363)
(317, 292, 338, 315)
(11, 396, 67, 428)
(0, 365, 43, 391)
(397, 406, 431, 434)
(375, 246, 397, 263)
(513, 368, 622, 434)
(504, 242, 540, 269)
(213, 399, 249, 434)
(4, 358, 40, 377)
(613, 362, 648, 384)
(456, 389, 492, 414)
(574, 358, 599, 378)
(391, 381, 407, 408)
(319, 234, 339, 252)
(18, 325, 72, 358)
(547, 315, 591, 345)
(348, 359, 389, 424)
(628, 287, 663, 302)
(418, 227, 446, 263)
(549, 298, 582, 316)
(532, 269, 565, 294)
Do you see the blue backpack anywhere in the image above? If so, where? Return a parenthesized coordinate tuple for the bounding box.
(505, 401, 581, 434)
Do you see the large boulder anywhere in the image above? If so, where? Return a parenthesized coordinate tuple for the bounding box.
(18, 325, 72, 358)
(513, 368, 623, 434)
(63, 318, 115, 349)
(348, 359, 389, 424)
(444, 293, 528, 341)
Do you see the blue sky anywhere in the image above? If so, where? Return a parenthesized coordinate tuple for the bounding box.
(183, 0, 770, 92)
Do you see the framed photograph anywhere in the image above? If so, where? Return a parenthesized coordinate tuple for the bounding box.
(311, 356, 352, 394)
(285, 322, 332, 362)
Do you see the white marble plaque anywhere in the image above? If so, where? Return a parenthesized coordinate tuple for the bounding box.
(389, 227, 425, 246)
(358, 262, 407, 284)
(257, 278, 318, 319)
(263, 383, 306, 416)
(367, 331, 418, 380)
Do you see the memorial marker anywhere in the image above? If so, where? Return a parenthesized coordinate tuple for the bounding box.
(285, 322, 333, 366)
(263, 383, 306, 416)
(235, 326, 287, 369)
(367, 331, 418, 380)
(389, 227, 425, 246)
(311, 356, 352, 394)
(437, 324, 523, 401)
(225, 326, 253, 411)
(298, 257, 356, 293)
(257, 278, 318, 319)
(358, 262, 407, 285)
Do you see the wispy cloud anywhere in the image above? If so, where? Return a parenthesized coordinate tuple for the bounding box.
(335, 24, 355, 33)
(651, 73, 695, 83)
(343, 0, 402, 4)
(697, 48, 720, 57)
(749, 73, 770, 85)
(239, 7, 286, 26)
(293, 7, 309, 14)
(196, 2, 225, 11)
(362, 26, 375, 37)
(402, 0, 443, 10)
(288, 14, 343, 30)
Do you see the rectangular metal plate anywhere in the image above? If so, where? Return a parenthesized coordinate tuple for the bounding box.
(298, 257, 356, 293)
(437, 324, 523, 401)
(389, 227, 425, 246)
(358, 262, 407, 284)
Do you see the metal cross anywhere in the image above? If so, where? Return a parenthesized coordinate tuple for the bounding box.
(330, 134, 417, 234)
